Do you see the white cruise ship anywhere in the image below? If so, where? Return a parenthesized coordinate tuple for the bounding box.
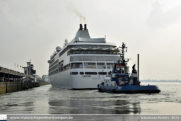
(48, 24, 120, 89)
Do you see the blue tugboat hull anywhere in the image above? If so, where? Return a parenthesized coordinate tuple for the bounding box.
(98, 85, 160, 94)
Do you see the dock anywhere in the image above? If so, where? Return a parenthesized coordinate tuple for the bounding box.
(0, 66, 26, 81)
(0, 62, 50, 94)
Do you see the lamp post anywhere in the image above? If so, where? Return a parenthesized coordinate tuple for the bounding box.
(137, 54, 139, 82)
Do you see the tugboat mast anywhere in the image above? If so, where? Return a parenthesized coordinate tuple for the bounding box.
(119, 42, 128, 66)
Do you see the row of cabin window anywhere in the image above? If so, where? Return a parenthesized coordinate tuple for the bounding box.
(49, 60, 58, 69)
(73, 45, 113, 49)
(67, 51, 118, 55)
(70, 72, 107, 75)
(59, 46, 72, 57)
(49, 59, 55, 65)
(50, 70, 108, 76)
(59, 64, 71, 72)
(58, 45, 115, 58)
(49, 63, 114, 75)
(58, 63, 114, 70)
(49, 63, 72, 74)
(49, 69, 58, 76)
(50, 63, 113, 73)
(49, 63, 59, 72)
(71, 63, 114, 69)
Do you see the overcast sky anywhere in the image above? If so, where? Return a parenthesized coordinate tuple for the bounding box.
(0, 0, 181, 80)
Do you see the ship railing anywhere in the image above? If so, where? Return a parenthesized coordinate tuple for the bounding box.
(72, 67, 83, 69)
(97, 66, 107, 69)
(107, 66, 111, 69)
(68, 53, 120, 55)
(86, 66, 96, 69)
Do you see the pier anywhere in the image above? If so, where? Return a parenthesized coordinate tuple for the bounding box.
(0, 62, 49, 94)
(0, 66, 26, 82)
(0, 66, 40, 94)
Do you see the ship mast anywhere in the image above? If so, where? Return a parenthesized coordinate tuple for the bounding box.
(119, 42, 129, 66)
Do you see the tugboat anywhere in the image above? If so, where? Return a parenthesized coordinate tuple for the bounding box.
(97, 43, 160, 93)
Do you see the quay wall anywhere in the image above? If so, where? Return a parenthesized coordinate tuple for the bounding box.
(6, 82, 21, 93)
(0, 82, 6, 94)
(0, 82, 49, 94)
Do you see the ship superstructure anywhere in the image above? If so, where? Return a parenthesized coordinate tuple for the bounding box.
(48, 24, 120, 89)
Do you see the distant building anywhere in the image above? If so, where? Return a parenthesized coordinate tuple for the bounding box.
(42, 75, 49, 82)
(23, 62, 36, 76)
(23, 62, 36, 82)
(34, 75, 42, 82)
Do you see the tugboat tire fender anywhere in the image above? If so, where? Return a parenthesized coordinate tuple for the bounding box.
(112, 89, 116, 93)
(98, 88, 102, 92)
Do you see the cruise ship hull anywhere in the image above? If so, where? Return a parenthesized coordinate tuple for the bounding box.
(49, 69, 111, 89)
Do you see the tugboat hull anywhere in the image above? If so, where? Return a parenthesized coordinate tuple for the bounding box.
(98, 85, 160, 94)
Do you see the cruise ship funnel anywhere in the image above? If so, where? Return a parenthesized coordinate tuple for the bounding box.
(79, 24, 83, 30)
(84, 24, 87, 30)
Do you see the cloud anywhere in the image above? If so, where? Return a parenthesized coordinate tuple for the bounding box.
(0, 1, 23, 25)
(147, 1, 181, 28)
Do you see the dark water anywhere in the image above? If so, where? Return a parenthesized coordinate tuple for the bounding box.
(0, 82, 181, 114)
